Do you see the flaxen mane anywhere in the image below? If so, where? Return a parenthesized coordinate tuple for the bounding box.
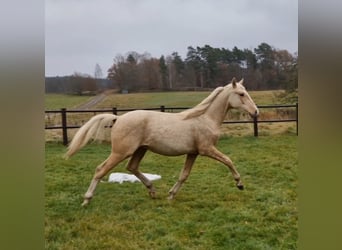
(181, 86, 225, 120)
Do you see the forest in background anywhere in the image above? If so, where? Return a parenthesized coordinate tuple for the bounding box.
(45, 42, 297, 94)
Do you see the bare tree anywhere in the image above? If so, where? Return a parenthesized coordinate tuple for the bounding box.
(94, 63, 103, 79)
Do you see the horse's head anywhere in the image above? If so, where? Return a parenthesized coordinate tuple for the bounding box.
(227, 78, 259, 118)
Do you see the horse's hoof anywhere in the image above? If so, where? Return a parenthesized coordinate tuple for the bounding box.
(81, 200, 90, 207)
(149, 191, 156, 199)
(237, 184, 244, 190)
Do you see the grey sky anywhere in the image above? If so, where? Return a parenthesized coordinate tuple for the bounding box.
(45, 0, 298, 77)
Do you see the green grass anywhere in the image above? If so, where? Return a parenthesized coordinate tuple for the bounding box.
(45, 90, 282, 110)
(96, 92, 210, 109)
(94, 90, 281, 109)
(45, 135, 297, 249)
(45, 94, 94, 110)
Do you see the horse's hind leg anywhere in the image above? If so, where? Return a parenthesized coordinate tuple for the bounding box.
(82, 152, 127, 206)
(126, 147, 156, 198)
(168, 154, 197, 200)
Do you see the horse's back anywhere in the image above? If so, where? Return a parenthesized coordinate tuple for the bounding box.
(113, 110, 198, 156)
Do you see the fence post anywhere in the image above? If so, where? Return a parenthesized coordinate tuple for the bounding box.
(253, 115, 258, 137)
(160, 105, 165, 112)
(61, 108, 68, 146)
(296, 102, 298, 135)
(112, 107, 117, 115)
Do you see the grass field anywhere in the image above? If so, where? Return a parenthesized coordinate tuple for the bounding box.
(45, 135, 298, 249)
(45, 94, 95, 110)
(93, 90, 279, 109)
(45, 90, 283, 110)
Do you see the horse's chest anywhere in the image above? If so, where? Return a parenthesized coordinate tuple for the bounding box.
(195, 124, 220, 141)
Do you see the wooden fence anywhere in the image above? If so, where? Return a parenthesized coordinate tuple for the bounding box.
(45, 103, 298, 145)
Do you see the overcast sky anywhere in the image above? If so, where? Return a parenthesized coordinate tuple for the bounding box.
(45, 0, 298, 77)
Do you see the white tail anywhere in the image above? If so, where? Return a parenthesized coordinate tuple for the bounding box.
(64, 114, 117, 158)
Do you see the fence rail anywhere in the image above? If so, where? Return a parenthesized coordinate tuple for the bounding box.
(45, 103, 298, 145)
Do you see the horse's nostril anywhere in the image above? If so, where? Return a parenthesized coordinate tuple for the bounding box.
(250, 110, 259, 118)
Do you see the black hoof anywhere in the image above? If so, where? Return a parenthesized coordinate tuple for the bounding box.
(237, 184, 244, 190)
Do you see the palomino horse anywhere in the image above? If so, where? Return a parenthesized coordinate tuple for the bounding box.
(65, 78, 259, 206)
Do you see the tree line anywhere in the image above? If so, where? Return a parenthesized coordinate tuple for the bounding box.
(108, 42, 297, 92)
(46, 42, 297, 94)
(45, 72, 114, 95)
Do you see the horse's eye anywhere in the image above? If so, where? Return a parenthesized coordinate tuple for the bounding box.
(239, 93, 244, 97)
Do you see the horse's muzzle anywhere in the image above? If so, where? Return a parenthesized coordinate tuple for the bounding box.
(249, 110, 259, 118)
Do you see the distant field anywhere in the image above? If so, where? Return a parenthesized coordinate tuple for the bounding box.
(45, 90, 283, 110)
(45, 94, 94, 110)
(45, 135, 298, 249)
(95, 90, 281, 109)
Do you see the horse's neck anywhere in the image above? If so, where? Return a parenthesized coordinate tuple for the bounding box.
(204, 90, 231, 126)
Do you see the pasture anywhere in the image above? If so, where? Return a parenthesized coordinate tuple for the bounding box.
(45, 94, 94, 110)
(45, 135, 297, 249)
(45, 90, 283, 110)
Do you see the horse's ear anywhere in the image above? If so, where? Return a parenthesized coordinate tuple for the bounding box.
(231, 77, 237, 88)
(239, 78, 244, 86)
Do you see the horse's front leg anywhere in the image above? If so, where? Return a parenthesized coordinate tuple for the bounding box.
(168, 154, 198, 200)
(201, 146, 244, 190)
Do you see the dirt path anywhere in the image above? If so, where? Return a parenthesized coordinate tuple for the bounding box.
(75, 93, 107, 109)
